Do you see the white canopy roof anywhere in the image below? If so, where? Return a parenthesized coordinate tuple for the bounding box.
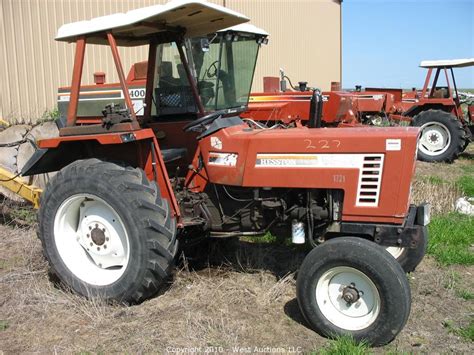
(420, 58, 474, 68)
(218, 24, 268, 36)
(56, 0, 249, 46)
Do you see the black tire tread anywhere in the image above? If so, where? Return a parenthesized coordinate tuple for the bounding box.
(413, 109, 467, 162)
(38, 158, 178, 303)
(296, 237, 411, 346)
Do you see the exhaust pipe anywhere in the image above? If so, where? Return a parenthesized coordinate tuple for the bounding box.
(309, 90, 323, 128)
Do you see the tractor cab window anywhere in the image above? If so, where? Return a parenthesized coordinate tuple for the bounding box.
(429, 68, 452, 99)
(152, 42, 197, 119)
(151, 32, 263, 119)
(189, 32, 261, 112)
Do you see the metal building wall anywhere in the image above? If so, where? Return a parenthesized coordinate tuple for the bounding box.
(0, 0, 340, 122)
(227, 0, 341, 93)
(0, 0, 168, 121)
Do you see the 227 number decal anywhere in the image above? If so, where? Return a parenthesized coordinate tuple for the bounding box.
(304, 139, 341, 149)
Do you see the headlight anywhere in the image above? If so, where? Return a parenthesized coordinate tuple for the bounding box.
(416, 203, 431, 226)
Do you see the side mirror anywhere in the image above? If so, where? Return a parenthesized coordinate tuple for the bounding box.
(200, 38, 210, 52)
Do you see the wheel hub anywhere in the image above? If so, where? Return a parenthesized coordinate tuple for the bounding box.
(316, 266, 381, 331)
(90, 225, 106, 246)
(428, 132, 439, 144)
(76, 200, 127, 268)
(419, 121, 451, 156)
(54, 194, 130, 286)
(342, 283, 361, 305)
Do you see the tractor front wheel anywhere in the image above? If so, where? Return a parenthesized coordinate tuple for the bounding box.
(413, 110, 466, 162)
(296, 237, 411, 346)
(38, 159, 178, 303)
(385, 227, 427, 273)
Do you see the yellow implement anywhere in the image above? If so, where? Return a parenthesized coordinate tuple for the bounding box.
(0, 118, 9, 127)
(0, 166, 42, 208)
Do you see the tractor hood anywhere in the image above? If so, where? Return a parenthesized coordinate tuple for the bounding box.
(55, 0, 249, 46)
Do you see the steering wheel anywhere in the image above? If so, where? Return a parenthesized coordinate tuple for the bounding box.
(204, 61, 219, 78)
(183, 109, 229, 132)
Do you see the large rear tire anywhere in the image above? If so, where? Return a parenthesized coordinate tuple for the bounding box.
(38, 159, 178, 303)
(413, 109, 466, 162)
(296, 237, 411, 346)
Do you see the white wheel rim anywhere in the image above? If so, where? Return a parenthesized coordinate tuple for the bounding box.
(385, 246, 405, 259)
(316, 266, 381, 331)
(418, 121, 451, 156)
(53, 194, 130, 286)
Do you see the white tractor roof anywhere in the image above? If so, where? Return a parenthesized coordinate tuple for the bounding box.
(420, 58, 474, 68)
(218, 24, 268, 36)
(56, 0, 249, 46)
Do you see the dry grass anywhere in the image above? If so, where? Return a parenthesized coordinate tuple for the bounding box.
(0, 224, 319, 353)
(411, 145, 473, 215)
(411, 178, 462, 215)
(1, 224, 473, 353)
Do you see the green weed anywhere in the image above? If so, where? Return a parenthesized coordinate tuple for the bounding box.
(240, 232, 277, 244)
(317, 336, 370, 355)
(427, 213, 474, 265)
(457, 175, 474, 196)
(37, 107, 61, 124)
(443, 270, 461, 290)
(419, 175, 445, 185)
(443, 270, 473, 300)
(9, 207, 37, 225)
(443, 319, 474, 342)
(0, 320, 9, 331)
(456, 288, 474, 301)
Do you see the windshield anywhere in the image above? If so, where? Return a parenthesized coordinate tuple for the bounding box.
(190, 33, 260, 111)
(151, 32, 262, 118)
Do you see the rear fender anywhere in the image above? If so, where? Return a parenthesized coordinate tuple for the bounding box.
(21, 128, 180, 218)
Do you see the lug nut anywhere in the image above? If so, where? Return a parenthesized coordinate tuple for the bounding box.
(95, 224, 98, 228)
(97, 247, 100, 251)
(90, 242, 93, 246)
(89, 226, 92, 230)
(102, 228, 105, 232)
(106, 237, 109, 241)
(86, 234, 90, 238)
(104, 245, 107, 249)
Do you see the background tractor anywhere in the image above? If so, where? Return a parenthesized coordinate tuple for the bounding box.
(8, 0, 430, 346)
(246, 59, 474, 163)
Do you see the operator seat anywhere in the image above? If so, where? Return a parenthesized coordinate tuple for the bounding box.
(159, 61, 180, 87)
(160, 147, 187, 163)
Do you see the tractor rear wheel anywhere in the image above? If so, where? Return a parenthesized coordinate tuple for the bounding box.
(413, 110, 466, 162)
(38, 158, 178, 303)
(296, 237, 411, 346)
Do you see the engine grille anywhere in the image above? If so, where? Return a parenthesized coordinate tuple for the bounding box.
(356, 155, 384, 207)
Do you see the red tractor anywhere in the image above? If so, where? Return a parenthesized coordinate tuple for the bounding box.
(246, 59, 474, 163)
(22, 0, 429, 346)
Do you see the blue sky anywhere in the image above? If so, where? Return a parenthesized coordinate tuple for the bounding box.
(343, 0, 474, 89)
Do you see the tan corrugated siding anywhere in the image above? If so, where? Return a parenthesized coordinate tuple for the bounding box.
(0, 0, 339, 122)
(226, 0, 341, 92)
(0, 0, 161, 121)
